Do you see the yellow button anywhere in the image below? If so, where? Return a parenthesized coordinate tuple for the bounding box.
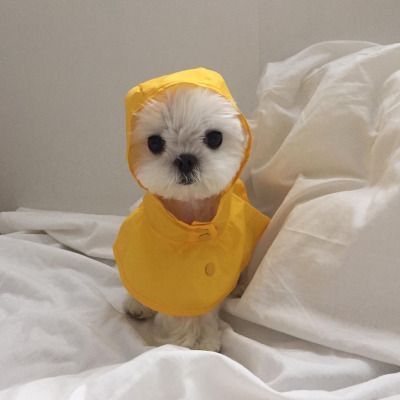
(205, 262, 215, 276)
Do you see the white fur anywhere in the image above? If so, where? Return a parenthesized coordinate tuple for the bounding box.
(131, 86, 247, 201)
(125, 86, 247, 351)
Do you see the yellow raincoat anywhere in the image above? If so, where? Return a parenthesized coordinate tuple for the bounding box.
(113, 68, 269, 317)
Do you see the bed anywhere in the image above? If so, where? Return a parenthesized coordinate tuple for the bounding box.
(1, 41, 400, 399)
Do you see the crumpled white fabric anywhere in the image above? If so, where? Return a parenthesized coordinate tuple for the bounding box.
(229, 40, 400, 366)
(0, 207, 123, 260)
(1, 345, 399, 400)
(1, 209, 399, 399)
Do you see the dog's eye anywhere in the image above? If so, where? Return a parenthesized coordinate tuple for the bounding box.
(204, 130, 223, 149)
(147, 135, 166, 154)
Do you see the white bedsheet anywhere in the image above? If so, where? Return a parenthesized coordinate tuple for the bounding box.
(235, 40, 400, 368)
(0, 209, 399, 399)
(2, 41, 400, 399)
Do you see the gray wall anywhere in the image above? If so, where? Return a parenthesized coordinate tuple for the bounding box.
(1, 0, 399, 215)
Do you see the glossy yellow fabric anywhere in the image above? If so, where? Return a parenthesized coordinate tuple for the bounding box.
(113, 68, 270, 317)
(114, 179, 269, 316)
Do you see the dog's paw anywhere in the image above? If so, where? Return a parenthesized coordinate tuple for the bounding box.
(192, 333, 222, 352)
(193, 314, 222, 352)
(152, 311, 222, 351)
(123, 297, 156, 320)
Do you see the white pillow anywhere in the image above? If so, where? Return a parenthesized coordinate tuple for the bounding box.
(226, 41, 400, 366)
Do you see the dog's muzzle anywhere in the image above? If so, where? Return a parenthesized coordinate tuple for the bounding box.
(174, 154, 199, 185)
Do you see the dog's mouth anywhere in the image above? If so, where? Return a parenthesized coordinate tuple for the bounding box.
(177, 170, 200, 185)
(178, 174, 196, 185)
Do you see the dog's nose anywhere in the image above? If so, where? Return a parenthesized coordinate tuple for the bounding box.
(174, 154, 198, 174)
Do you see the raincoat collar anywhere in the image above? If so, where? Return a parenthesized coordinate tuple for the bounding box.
(142, 185, 234, 243)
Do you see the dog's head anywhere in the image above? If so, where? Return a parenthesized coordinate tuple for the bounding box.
(129, 86, 248, 201)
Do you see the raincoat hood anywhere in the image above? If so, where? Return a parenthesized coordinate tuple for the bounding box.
(125, 67, 252, 192)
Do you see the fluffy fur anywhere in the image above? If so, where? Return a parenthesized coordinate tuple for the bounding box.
(125, 86, 247, 351)
(131, 86, 247, 201)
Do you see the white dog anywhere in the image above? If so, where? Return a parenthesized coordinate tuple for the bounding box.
(123, 86, 248, 352)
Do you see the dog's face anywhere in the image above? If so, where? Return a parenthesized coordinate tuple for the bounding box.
(130, 86, 247, 201)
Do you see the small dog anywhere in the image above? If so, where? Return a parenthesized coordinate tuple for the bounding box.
(125, 86, 247, 351)
(114, 68, 269, 352)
